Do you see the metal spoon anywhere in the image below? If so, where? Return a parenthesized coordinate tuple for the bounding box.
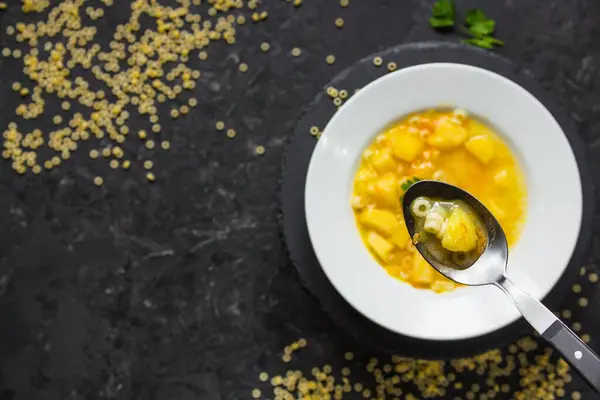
(402, 180, 600, 393)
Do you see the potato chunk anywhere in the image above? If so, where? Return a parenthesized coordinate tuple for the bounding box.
(427, 117, 467, 149)
(389, 221, 411, 248)
(370, 148, 396, 173)
(465, 135, 496, 165)
(441, 207, 479, 252)
(353, 166, 377, 197)
(411, 254, 434, 285)
(483, 198, 506, 220)
(392, 130, 424, 162)
(360, 208, 399, 237)
(367, 231, 393, 261)
(371, 173, 398, 207)
(467, 119, 496, 137)
(493, 167, 516, 188)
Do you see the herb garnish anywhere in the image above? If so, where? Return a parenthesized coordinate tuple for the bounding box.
(461, 9, 504, 49)
(400, 177, 421, 192)
(429, 1, 504, 49)
(429, 0, 455, 28)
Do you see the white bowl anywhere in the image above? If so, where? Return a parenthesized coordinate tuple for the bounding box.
(305, 63, 582, 341)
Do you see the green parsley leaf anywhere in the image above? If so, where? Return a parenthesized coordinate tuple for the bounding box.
(400, 177, 421, 192)
(461, 9, 504, 49)
(462, 37, 494, 49)
(429, 0, 455, 29)
(465, 9, 495, 37)
(427, 3, 505, 50)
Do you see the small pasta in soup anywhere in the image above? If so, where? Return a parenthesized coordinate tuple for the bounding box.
(410, 196, 487, 269)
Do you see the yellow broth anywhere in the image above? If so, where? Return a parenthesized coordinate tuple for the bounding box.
(410, 197, 487, 270)
(351, 109, 527, 293)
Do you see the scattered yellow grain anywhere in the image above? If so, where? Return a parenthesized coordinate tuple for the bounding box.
(326, 87, 339, 97)
(0, 0, 272, 180)
(581, 333, 591, 343)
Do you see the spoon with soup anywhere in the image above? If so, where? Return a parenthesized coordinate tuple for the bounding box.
(403, 180, 600, 393)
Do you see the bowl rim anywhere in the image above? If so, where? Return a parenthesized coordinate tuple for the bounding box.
(304, 62, 584, 341)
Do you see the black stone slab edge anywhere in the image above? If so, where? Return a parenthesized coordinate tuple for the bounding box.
(277, 41, 594, 359)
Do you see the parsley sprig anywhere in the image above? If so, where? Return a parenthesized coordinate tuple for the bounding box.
(400, 177, 421, 192)
(428, 1, 504, 49)
(461, 9, 504, 49)
(429, 0, 455, 28)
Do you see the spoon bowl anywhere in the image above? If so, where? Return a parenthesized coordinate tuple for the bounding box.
(402, 180, 600, 393)
(402, 180, 508, 287)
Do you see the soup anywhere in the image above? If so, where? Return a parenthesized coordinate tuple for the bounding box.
(351, 109, 526, 293)
(410, 196, 487, 269)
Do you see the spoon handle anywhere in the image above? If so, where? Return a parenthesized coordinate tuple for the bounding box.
(542, 320, 600, 392)
(496, 277, 600, 393)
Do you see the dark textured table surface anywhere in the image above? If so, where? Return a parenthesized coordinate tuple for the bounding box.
(0, 1, 599, 400)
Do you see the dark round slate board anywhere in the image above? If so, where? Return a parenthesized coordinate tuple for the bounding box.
(278, 41, 594, 359)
